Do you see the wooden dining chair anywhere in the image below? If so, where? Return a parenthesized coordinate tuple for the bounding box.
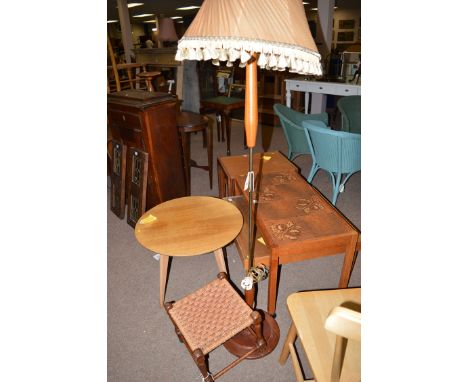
(164, 272, 266, 382)
(279, 289, 361, 382)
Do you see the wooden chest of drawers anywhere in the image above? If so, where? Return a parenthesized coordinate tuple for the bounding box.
(107, 90, 186, 209)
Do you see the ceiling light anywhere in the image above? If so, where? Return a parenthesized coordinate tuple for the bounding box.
(176, 21, 184, 24)
(176, 6, 200, 10)
(303, 2, 310, 4)
(143, 19, 157, 23)
(152, 28, 158, 31)
(132, 13, 154, 18)
(127, 2, 144, 8)
(107, 20, 118, 23)
(170, 16, 183, 19)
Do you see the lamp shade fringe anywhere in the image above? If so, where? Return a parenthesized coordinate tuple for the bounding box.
(176, 36, 322, 76)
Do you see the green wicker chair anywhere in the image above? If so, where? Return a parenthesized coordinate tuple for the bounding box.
(337, 95, 361, 134)
(273, 103, 329, 161)
(303, 120, 361, 205)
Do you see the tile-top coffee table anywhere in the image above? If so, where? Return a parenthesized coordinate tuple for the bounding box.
(135, 196, 243, 307)
(232, 171, 360, 315)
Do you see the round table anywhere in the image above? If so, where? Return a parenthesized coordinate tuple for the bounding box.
(135, 196, 243, 306)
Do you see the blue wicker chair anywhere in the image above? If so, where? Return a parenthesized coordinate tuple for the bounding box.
(273, 103, 328, 160)
(337, 95, 361, 134)
(303, 120, 361, 205)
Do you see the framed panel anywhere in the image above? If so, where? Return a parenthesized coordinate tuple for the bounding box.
(337, 31, 354, 42)
(126, 147, 149, 228)
(110, 140, 127, 219)
(338, 19, 355, 29)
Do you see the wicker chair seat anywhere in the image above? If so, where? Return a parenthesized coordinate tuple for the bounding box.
(168, 277, 254, 354)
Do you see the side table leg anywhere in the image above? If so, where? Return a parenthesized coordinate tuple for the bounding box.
(207, 123, 213, 189)
(213, 248, 227, 274)
(245, 285, 255, 308)
(159, 254, 169, 307)
(224, 112, 231, 156)
(267, 251, 280, 315)
(180, 129, 191, 195)
(217, 161, 226, 198)
(338, 234, 359, 288)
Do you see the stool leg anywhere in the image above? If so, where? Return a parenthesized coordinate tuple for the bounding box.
(159, 255, 169, 307)
(213, 248, 227, 274)
(279, 322, 297, 365)
(193, 349, 213, 382)
(207, 123, 213, 189)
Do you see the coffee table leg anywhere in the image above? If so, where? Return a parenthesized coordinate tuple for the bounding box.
(217, 161, 226, 198)
(245, 286, 255, 308)
(267, 251, 280, 315)
(213, 248, 227, 273)
(159, 254, 169, 307)
(338, 234, 359, 288)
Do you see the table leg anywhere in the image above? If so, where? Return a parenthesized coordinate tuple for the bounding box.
(179, 129, 191, 195)
(338, 234, 359, 288)
(217, 161, 226, 198)
(278, 322, 297, 364)
(159, 254, 169, 307)
(213, 248, 227, 274)
(224, 112, 231, 156)
(207, 123, 213, 189)
(286, 88, 291, 108)
(245, 285, 255, 308)
(267, 250, 280, 315)
(127, 68, 134, 90)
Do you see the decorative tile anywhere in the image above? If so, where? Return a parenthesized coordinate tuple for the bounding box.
(270, 221, 302, 240)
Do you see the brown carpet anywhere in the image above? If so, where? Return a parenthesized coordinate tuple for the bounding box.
(108, 116, 361, 381)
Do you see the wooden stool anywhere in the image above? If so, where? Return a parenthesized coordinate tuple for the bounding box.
(176, 111, 213, 195)
(136, 70, 161, 92)
(165, 272, 266, 382)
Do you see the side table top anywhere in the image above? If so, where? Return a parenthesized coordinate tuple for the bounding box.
(176, 111, 210, 129)
(135, 196, 243, 256)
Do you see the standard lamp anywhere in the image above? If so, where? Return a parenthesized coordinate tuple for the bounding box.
(175, 0, 322, 358)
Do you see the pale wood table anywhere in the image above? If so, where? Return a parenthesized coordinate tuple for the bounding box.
(279, 288, 361, 382)
(135, 196, 243, 306)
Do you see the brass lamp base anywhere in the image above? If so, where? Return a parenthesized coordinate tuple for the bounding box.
(223, 310, 280, 359)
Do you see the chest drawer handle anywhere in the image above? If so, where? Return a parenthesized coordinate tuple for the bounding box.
(345, 89, 349, 92)
(122, 115, 126, 121)
(296, 84, 300, 88)
(319, 86, 323, 90)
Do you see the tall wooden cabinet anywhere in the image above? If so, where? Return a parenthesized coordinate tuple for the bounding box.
(108, 90, 186, 209)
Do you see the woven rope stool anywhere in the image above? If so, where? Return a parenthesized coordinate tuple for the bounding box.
(164, 272, 266, 381)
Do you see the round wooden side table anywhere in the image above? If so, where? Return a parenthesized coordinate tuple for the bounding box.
(176, 111, 213, 195)
(135, 196, 243, 307)
(136, 70, 162, 92)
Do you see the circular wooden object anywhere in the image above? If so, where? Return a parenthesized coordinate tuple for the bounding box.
(176, 111, 210, 131)
(224, 310, 280, 359)
(135, 196, 243, 256)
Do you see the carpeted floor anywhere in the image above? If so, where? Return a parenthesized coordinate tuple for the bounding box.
(108, 116, 361, 381)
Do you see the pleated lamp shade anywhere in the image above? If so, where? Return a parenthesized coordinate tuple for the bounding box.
(175, 0, 322, 75)
(157, 17, 178, 42)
